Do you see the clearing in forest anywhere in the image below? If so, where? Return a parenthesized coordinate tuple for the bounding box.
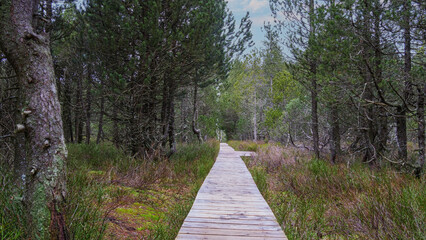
(176, 143, 287, 239)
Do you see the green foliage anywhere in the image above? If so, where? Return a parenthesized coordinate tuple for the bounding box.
(271, 69, 301, 105)
(67, 142, 128, 170)
(264, 108, 282, 128)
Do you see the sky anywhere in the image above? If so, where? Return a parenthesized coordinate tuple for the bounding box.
(226, 0, 274, 53)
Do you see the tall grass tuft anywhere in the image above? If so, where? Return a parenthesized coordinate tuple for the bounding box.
(0, 166, 26, 239)
(228, 140, 259, 152)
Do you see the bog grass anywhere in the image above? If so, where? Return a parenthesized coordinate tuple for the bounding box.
(238, 141, 425, 240)
(0, 140, 219, 240)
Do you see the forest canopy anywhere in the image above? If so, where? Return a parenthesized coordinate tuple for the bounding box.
(0, 0, 424, 239)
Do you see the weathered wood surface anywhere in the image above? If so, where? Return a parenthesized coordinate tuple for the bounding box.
(176, 143, 287, 240)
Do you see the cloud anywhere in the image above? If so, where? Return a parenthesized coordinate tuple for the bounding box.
(227, 0, 268, 13)
(247, 0, 268, 12)
(251, 15, 274, 26)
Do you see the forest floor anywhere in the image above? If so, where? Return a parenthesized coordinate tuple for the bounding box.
(229, 140, 425, 240)
(64, 140, 219, 239)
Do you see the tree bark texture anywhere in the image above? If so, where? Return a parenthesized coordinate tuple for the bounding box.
(329, 104, 340, 163)
(74, 71, 83, 143)
(62, 68, 73, 143)
(396, 0, 412, 162)
(309, 0, 320, 158)
(168, 100, 177, 155)
(415, 83, 425, 177)
(96, 83, 104, 144)
(0, 1, 68, 239)
(85, 67, 92, 144)
(192, 79, 203, 143)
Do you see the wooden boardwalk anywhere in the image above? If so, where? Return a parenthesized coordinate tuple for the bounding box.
(176, 143, 287, 240)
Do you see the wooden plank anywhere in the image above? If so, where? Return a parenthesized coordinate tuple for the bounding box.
(178, 228, 286, 237)
(188, 209, 274, 217)
(183, 217, 279, 226)
(176, 234, 286, 240)
(181, 222, 282, 231)
(176, 143, 287, 239)
(185, 213, 276, 221)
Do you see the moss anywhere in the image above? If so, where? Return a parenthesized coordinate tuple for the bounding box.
(31, 182, 50, 240)
(87, 170, 106, 176)
(115, 201, 165, 229)
(105, 185, 141, 198)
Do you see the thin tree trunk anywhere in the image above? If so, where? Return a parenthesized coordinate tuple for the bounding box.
(192, 79, 203, 143)
(329, 104, 340, 163)
(373, 1, 387, 155)
(168, 100, 177, 155)
(253, 87, 257, 142)
(161, 78, 170, 148)
(309, 0, 320, 158)
(415, 83, 425, 177)
(63, 68, 73, 143)
(97, 84, 104, 144)
(311, 75, 319, 158)
(85, 67, 92, 144)
(396, 0, 412, 162)
(75, 70, 83, 143)
(0, 1, 68, 238)
(361, 0, 376, 164)
(113, 103, 119, 148)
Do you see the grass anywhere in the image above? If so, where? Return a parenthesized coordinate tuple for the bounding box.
(0, 169, 26, 240)
(228, 140, 258, 152)
(0, 140, 219, 240)
(237, 140, 426, 240)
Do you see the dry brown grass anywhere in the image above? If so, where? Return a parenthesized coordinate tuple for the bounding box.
(241, 141, 425, 240)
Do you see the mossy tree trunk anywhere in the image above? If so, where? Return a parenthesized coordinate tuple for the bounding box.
(0, 0, 68, 239)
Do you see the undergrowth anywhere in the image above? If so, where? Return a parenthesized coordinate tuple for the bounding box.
(0, 140, 219, 240)
(0, 168, 26, 240)
(238, 140, 425, 240)
(228, 140, 268, 152)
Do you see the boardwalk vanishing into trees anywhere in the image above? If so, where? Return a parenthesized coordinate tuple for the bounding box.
(176, 143, 287, 239)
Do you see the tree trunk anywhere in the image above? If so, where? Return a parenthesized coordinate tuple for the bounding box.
(396, 0, 412, 162)
(168, 100, 177, 155)
(85, 67, 92, 144)
(113, 103, 119, 148)
(415, 83, 425, 177)
(75, 70, 83, 143)
(192, 79, 203, 143)
(329, 104, 340, 163)
(373, 2, 387, 156)
(360, 0, 377, 164)
(161, 78, 170, 148)
(309, 0, 320, 158)
(14, 78, 27, 188)
(253, 86, 257, 142)
(311, 75, 320, 158)
(63, 68, 73, 143)
(96, 84, 104, 144)
(0, 1, 68, 239)
(396, 106, 407, 160)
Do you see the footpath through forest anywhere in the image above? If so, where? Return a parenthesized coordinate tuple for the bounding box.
(176, 143, 287, 239)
